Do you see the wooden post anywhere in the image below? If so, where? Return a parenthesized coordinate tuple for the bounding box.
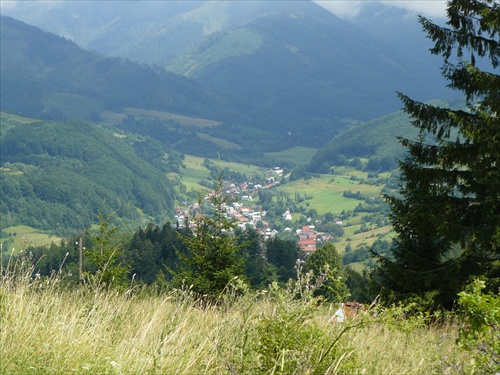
(78, 237, 83, 280)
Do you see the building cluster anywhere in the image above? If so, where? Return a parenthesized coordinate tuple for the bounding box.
(295, 225, 334, 253)
(173, 168, 337, 252)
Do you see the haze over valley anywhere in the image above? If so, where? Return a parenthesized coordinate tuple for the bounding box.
(1, 0, 457, 246)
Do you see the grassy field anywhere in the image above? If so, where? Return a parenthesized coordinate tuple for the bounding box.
(279, 172, 385, 215)
(264, 146, 318, 165)
(1, 225, 62, 255)
(0, 111, 37, 124)
(100, 107, 222, 127)
(196, 132, 242, 150)
(181, 154, 266, 193)
(1, 268, 471, 375)
(270, 165, 395, 253)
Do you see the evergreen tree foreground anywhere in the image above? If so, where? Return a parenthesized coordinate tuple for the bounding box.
(377, 0, 500, 308)
(171, 168, 247, 302)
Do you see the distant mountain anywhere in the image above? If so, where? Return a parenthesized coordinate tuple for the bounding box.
(0, 1, 291, 67)
(0, 113, 181, 235)
(169, 2, 449, 130)
(0, 16, 233, 122)
(1, 15, 294, 159)
(1, 1, 453, 149)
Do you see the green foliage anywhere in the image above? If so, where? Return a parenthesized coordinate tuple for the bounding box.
(0, 118, 178, 234)
(172, 169, 247, 301)
(265, 237, 304, 283)
(457, 279, 500, 374)
(378, 0, 500, 308)
(237, 227, 278, 288)
(304, 242, 350, 302)
(84, 210, 130, 289)
(252, 280, 357, 374)
(126, 222, 187, 285)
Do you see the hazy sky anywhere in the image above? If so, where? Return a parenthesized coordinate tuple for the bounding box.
(315, 1, 447, 19)
(1, 0, 449, 19)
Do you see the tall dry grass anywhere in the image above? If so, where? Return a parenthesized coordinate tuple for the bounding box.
(1, 255, 470, 374)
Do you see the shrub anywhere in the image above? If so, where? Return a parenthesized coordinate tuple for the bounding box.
(457, 279, 500, 374)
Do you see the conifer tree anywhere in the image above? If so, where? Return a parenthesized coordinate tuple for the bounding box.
(172, 168, 247, 300)
(378, 0, 500, 308)
(85, 209, 130, 289)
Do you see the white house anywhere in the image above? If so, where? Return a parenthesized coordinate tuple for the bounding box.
(282, 209, 292, 221)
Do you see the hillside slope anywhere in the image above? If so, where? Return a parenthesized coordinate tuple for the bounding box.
(0, 16, 232, 122)
(309, 99, 464, 172)
(0, 113, 180, 235)
(170, 2, 449, 128)
(1, 2, 452, 149)
(0, 15, 309, 157)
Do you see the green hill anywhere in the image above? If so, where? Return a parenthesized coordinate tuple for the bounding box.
(0, 16, 233, 123)
(166, 2, 451, 145)
(309, 98, 465, 173)
(0, 15, 302, 158)
(0, 113, 181, 235)
(2, 2, 452, 151)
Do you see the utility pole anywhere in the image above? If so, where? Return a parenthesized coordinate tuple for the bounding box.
(78, 237, 83, 280)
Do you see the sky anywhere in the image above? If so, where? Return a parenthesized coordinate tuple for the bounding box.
(315, 0, 447, 19)
(1, 0, 449, 19)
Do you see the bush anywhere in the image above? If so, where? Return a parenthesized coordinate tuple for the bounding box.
(457, 279, 500, 374)
(248, 277, 357, 374)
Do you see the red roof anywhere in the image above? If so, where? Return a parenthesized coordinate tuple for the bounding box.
(298, 239, 316, 245)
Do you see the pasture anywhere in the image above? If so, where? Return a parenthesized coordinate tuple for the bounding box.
(101, 107, 221, 127)
(0, 225, 61, 255)
(181, 154, 266, 192)
(264, 146, 318, 165)
(280, 172, 385, 215)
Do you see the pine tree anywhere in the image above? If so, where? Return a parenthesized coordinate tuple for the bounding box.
(378, 0, 500, 308)
(85, 209, 130, 289)
(172, 168, 247, 301)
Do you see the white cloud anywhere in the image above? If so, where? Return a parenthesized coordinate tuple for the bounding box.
(0, 1, 18, 11)
(381, 1, 447, 18)
(314, 0, 447, 20)
(314, 1, 364, 19)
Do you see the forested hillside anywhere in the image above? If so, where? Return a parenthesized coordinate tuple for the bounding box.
(171, 2, 449, 133)
(309, 98, 464, 173)
(1, 2, 452, 150)
(0, 16, 232, 122)
(0, 114, 181, 235)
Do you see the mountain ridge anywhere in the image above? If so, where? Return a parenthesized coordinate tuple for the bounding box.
(1, 1, 452, 145)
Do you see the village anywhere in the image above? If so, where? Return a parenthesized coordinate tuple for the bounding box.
(174, 166, 340, 254)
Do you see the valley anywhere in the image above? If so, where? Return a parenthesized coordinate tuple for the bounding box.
(1, 2, 498, 373)
(1, 139, 394, 272)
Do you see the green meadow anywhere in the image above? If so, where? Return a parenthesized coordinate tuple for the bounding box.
(264, 146, 318, 165)
(1, 225, 61, 254)
(0, 267, 472, 375)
